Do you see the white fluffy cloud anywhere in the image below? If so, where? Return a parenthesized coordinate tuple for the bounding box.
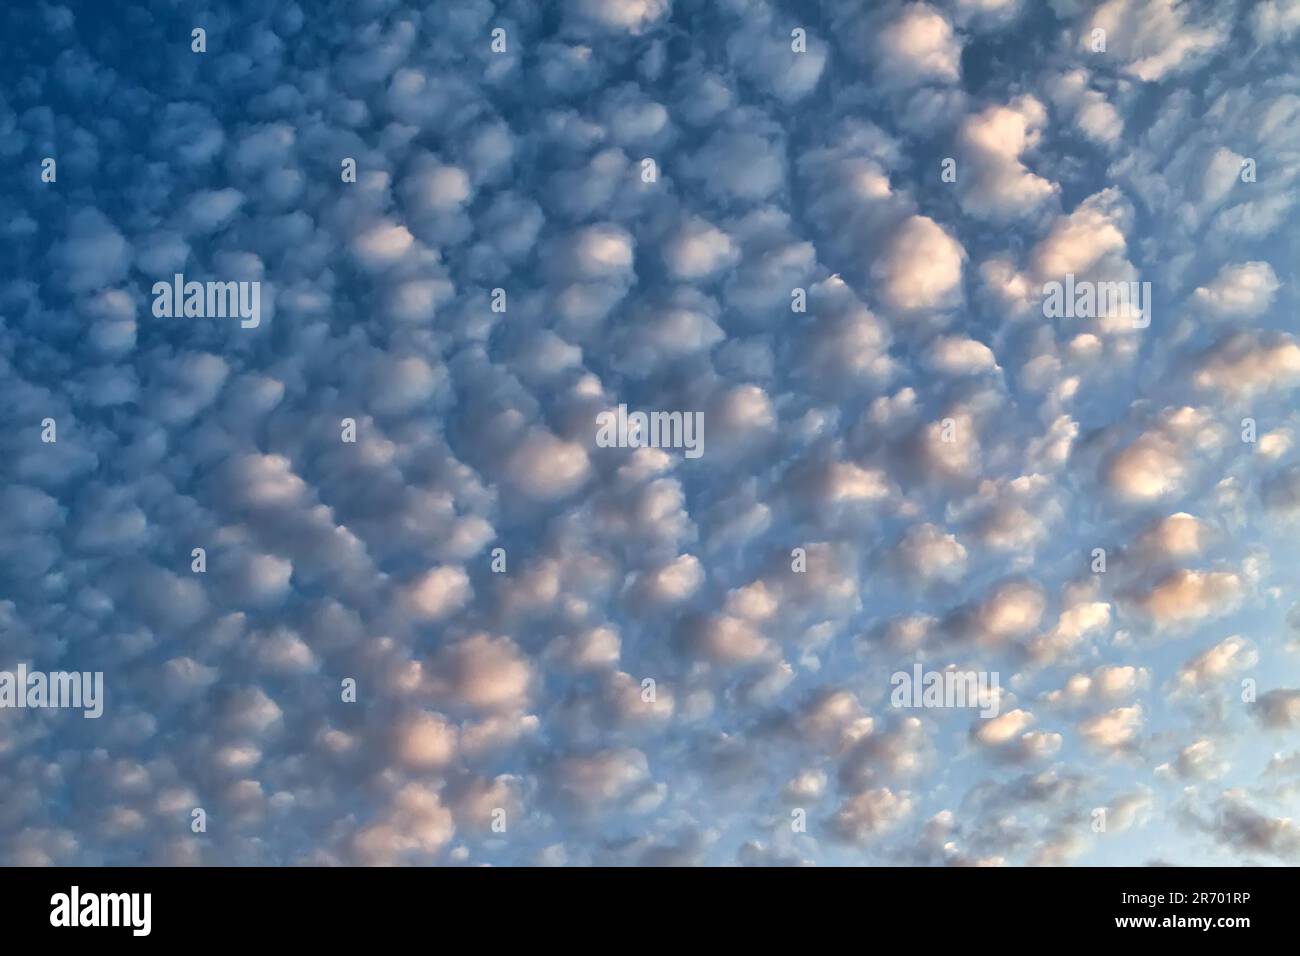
(874, 4, 962, 86)
(1193, 261, 1281, 318)
(1082, 0, 1224, 81)
(873, 215, 965, 312)
(957, 96, 1057, 219)
(403, 566, 472, 620)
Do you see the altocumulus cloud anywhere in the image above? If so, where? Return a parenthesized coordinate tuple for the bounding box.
(0, 0, 1297, 867)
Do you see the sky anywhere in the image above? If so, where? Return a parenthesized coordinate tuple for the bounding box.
(0, 0, 1298, 867)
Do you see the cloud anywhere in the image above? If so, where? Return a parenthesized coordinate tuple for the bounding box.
(1105, 789, 1153, 833)
(351, 783, 455, 865)
(546, 748, 662, 812)
(1133, 570, 1243, 628)
(352, 220, 416, 270)
(973, 709, 1036, 747)
(957, 96, 1057, 219)
(1255, 690, 1300, 729)
(873, 4, 962, 86)
(49, 208, 131, 294)
(892, 522, 968, 582)
(1250, 0, 1300, 44)
(873, 214, 965, 312)
(958, 579, 1047, 647)
(1043, 665, 1147, 706)
(1027, 598, 1111, 663)
(393, 711, 458, 769)
(1172, 739, 1227, 780)
(1263, 467, 1300, 518)
(832, 787, 914, 842)
(1193, 261, 1281, 318)
(505, 429, 592, 500)
(1030, 188, 1131, 282)
(183, 188, 246, 234)
(1194, 790, 1300, 861)
(1082, 0, 1224, 81)
(549, 626, 622, 672)
(1174, 637, 1257, 693)
(1046, 70, 1122, 145)
(1078, 705, 1143, 752)
(1106, 433, 1187, 500)
(1104, 408, 1225, 502)
(567, 0, 670, 34)
(1192, 332, 1300, 399)
(925, 335, 999, 375)
(661, 217, 738, 280)
(402, 566, 472, 621)
(434, 634, 534, 713)
(685, 614, 775, 666)
(1135, 513, 1206, 560)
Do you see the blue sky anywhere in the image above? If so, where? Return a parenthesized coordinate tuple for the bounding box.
(0, 0, 1298, 866)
